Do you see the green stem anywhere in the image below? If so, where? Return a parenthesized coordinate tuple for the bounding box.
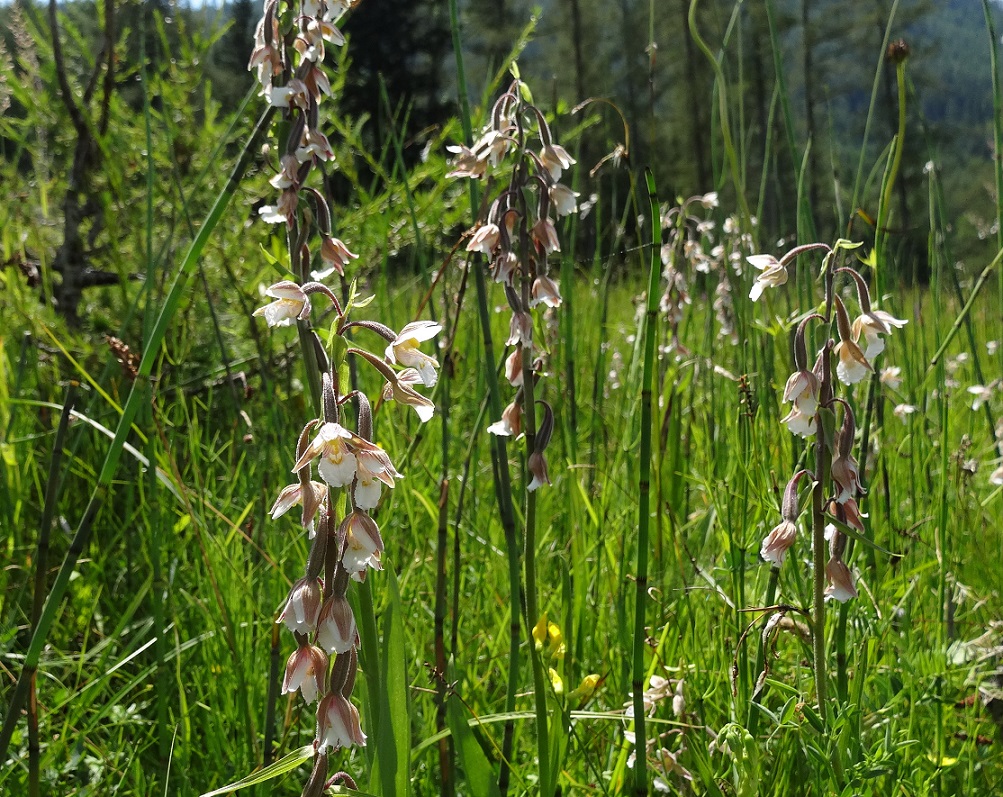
(446, 2, 521, 792)
(874, 58, 907, 296)
(811, 431, 830, 727)
(984, 1, 1003, 447)
(688, 0, 752, 232)
(519, 223, 550, 796)
(847, 0, 901, 237)
(747, 567, 779, 736)
(27, 383, 77, 797)
(630, 169, 661, 796)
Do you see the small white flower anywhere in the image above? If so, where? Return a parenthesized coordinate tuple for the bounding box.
(446, 143, 488, 179)
(316, 693, 366, 752)
(968, 384, 993, 411)
(747, 254, 787, 301)
(504, 348, 524, 387)
(834, 339, 871, 385)
(532, 217, 561, 254)
(527, 451, 550, 491)
(760, 520, 798, 566)
(253, 281, 310, 327)
(831, 452, 862, 504)
(852, 310, 907, 360)
(294, 422, 362, 488)
(353, 448, 401, 511)
(781, 405, 816, 438)
(296, 128, 335, 163)
(824, 559, 857, 603)
(530, 275, 562, 309)
(783, 369, 819, 416)
(382, 368, 436, 422)
(316, 596, 357, 655)
(990, 464, 1003, 486)
(466, 223, 500, 256)
(268, 479, 327, 537)
(487, 401, 521, 437)
(893, 403, 917, 423)
(341, 511, 384, 574)
(258, 205, 288, 225)
(539, 143, 575, 180)
(549, 183, 578, 217)
(386, 321, 442, 388)
(277, 577, 322, 635)
(880, 366, 902, 391)
(281, 644, 328, 704)
(269, 154, 300, 190)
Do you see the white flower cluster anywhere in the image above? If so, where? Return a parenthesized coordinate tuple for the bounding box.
(250, 0, 354, 227)
(448, 80, 574, 491)
(750, 244, 912, 608)
(243, 1, 444, 777)
(657, 196, 754, 348)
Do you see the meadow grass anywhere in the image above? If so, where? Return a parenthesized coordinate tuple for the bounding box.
(2, 1, 1003, 795)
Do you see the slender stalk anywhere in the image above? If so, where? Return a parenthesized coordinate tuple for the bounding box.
(688, 0, 752, 231)
(812, 269, 835, 728)
(874, 57, 908, 296)
(517, 201, 551, 796)
(27, 383, 77, 797)
(811, 375, 831, 727)
(746, 567, 779, 736)
(630, 169, 661, 796)
(846, 0, 901, 237)
(446, 3, 522, 792)
(262, 621, 282, 766)
(984, 1, 1003, 444)
(434, 280, 456, 796)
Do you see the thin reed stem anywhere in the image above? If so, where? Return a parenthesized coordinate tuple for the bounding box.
(27, 383, 77, 797)
(630, 169, 661, 796)
(746, 567, 779, 736)
(688, 0, 752, 231)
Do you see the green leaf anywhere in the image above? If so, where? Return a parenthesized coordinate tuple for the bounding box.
(198, 745, 314, 796)
(369, 566, 410, 797)
(447, 694, 500, 797)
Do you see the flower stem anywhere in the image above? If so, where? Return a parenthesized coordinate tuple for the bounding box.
(747, 566, 779, 736)
(630, 169, 661, 796)
(446, 2, 521, 791)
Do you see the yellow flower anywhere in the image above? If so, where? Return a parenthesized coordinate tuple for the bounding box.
(532, 614, 548, 651)
(568, 674, 602, 708)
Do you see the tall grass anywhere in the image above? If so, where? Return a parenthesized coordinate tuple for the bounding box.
(2, 1, 1002, 796)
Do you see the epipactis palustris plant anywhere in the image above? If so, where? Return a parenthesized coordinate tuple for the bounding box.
(657, 191, 751, 353)
(449, 78, 576, 492)
(446, 77, 576, 794)
(749, 239, 907, 714)
(248, 0, 441, 791)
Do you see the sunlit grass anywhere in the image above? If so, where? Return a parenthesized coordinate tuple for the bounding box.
(2, 1, 1002, 795)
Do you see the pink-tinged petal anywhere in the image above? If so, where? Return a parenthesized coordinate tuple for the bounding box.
(316, 596, 357, 654)
(824, 558, 857, 602)
(316, 693, 366, 751)
(282, 645, 328, 703)
(277, 577, 322, 635)
(760, 520, 798, 566)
